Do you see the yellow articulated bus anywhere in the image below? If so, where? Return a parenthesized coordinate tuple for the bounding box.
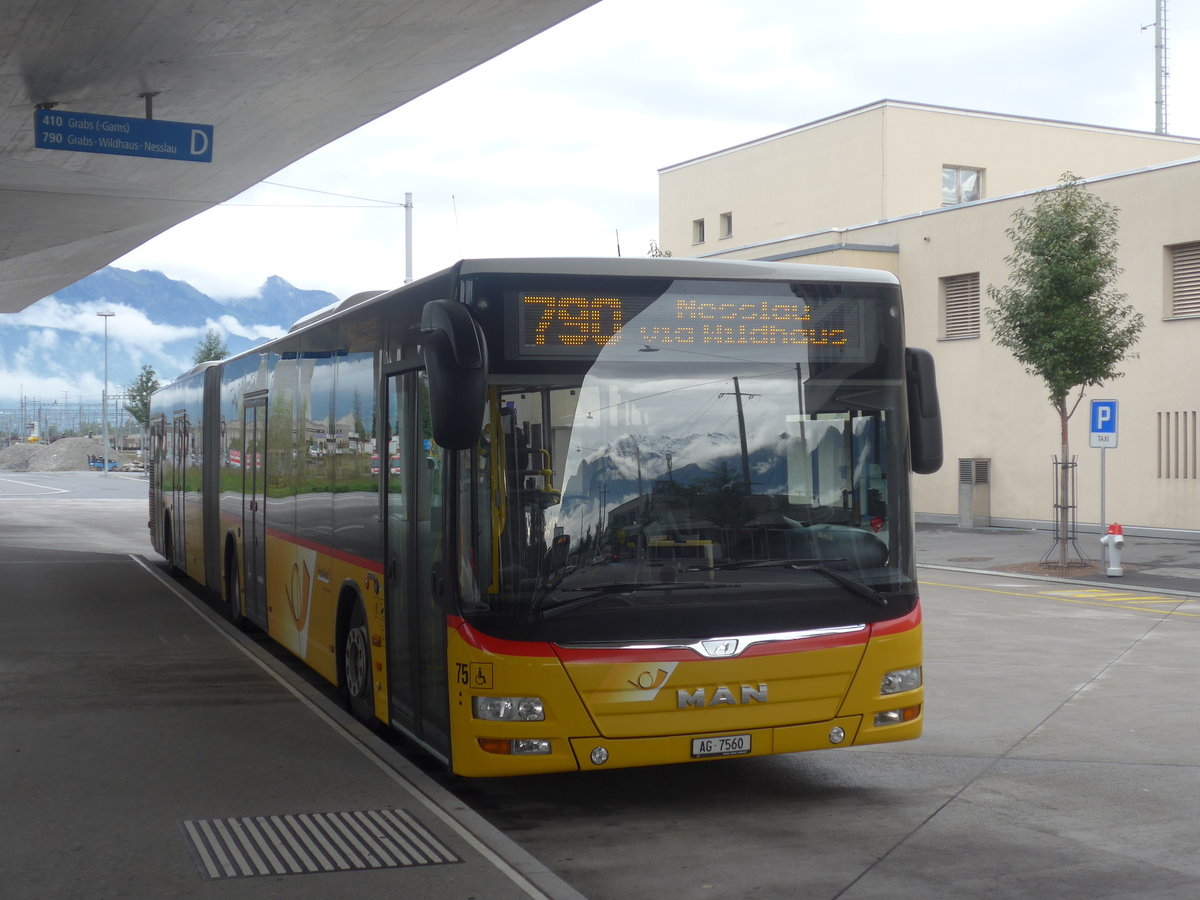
(148, 257, 941, 776)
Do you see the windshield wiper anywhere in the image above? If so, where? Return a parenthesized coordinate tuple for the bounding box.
(686, 557, 888, 607)
(794, 563, 889, 607)
(537, 581, 734, 617)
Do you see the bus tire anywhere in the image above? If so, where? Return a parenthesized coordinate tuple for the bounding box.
(163, 517, 179, 576)
(224, 545, 246, 628)
(342, 600, 374, 724)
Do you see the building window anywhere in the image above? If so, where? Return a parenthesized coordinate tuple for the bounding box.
(1157, 410, 1198, 478)
(942, 166, 982, 206)
(692, 218, 706, 244)
(719, 212, 733, 239)
(1169, 241, 1200, 317)
(941, 272, 980, 339)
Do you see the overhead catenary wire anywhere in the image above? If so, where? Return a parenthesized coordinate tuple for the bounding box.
(222, 181, 411, 207)
(24, 181, 420, 209)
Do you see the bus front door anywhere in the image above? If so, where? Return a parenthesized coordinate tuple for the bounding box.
(241, 397, 268, 627)
(384, 371, 450, 760)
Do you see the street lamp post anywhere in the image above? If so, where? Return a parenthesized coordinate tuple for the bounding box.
(98, 311, 114, 475)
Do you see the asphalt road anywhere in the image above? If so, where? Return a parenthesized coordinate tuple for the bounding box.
(0, 469, 153, 554)
(3, 471, 1198, 898)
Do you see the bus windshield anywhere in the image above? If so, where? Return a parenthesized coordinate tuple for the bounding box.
(459, 277, 914, 644)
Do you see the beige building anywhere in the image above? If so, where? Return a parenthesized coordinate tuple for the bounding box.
(659, 100, 1200, 536)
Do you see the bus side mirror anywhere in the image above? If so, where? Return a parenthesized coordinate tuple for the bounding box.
(905, 347, 943, 475)
(420, 299, 488, 450)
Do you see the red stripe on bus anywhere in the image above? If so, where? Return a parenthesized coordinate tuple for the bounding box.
(450, 617, 558, 657)
(448, 615, 901, 663)
(869, 602, 921, 637)
(262, 526, 384, 574)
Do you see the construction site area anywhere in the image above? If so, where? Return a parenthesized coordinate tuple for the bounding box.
(0, 436, 142, 472)
(1, 394, 143, 464)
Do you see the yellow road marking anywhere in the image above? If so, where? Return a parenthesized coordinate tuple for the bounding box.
(922, 580, 1200, 618)
(1040, 589, 1175, 602)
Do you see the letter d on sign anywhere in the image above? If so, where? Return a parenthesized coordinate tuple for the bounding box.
(190, 128, 211, 158)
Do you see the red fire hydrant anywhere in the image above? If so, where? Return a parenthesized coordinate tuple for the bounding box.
(1100, 523, 1124, 577)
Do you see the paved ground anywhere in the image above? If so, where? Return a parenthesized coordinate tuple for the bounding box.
(916, 521, 1200, 596)
(4, 471, 1199, 899)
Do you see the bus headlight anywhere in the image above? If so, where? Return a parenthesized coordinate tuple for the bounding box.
(472, 696, 545, 721)
(477, 738, 552, 755)
(880, 666, 922, 695)
(512, 739, 551, 755)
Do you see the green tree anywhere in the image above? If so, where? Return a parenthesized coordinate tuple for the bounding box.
(124, 365, 160, 429)
(986, 174, 1143, 566)
(192, 328, 230, 364)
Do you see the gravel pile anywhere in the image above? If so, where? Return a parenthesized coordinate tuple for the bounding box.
(0, 437, 135, 472)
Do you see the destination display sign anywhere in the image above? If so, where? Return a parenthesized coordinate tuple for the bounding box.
(515, 290, 867, 362)
(35, 109, 214, 163)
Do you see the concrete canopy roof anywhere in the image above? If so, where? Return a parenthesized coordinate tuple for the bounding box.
(0, 0, 598, 314)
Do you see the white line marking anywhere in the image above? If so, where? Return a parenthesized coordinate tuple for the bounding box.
(281, 814, 332, 870)
(183, 820, 222, 879)
(0, 476, 71, 495)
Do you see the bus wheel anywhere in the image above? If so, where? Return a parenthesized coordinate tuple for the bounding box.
(163, 519, 179, 576)
(342, 602, 374, 723)
(224, 553, 246, 628)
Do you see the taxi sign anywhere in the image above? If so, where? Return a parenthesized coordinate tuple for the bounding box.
(1089, 399, 1118, 448)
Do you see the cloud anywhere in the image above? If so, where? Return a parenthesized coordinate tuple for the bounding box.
(3, 298, 193, 342)
(211, 314, 286, 342)
(0, 293, 295, 405)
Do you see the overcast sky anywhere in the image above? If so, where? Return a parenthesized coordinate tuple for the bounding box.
(112, 0, 1200, 301)
(5, 0, 1198, 409)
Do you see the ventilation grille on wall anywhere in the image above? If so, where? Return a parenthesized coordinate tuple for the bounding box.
(958, 458, 990, 484)
(1158, 410, 1198, 478)
(1171, 242, 1200, 317)
(943, 273, 981, 338)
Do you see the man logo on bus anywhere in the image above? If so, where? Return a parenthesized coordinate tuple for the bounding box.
(677, 684, 769, 709)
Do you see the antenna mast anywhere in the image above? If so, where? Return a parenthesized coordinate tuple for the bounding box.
(1155, 0, 1169, 134)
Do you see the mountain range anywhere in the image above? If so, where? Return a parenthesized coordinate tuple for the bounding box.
(0, 266, 339, 407)
(51, 267, 337, 330)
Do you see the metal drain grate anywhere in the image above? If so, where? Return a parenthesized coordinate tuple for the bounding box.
(181, 808, 461, 880)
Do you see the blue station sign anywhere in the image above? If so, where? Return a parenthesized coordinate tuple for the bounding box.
(35, 109, 213, 163)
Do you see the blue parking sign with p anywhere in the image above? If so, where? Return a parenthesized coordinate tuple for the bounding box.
(1090, 399, 1118, 448)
